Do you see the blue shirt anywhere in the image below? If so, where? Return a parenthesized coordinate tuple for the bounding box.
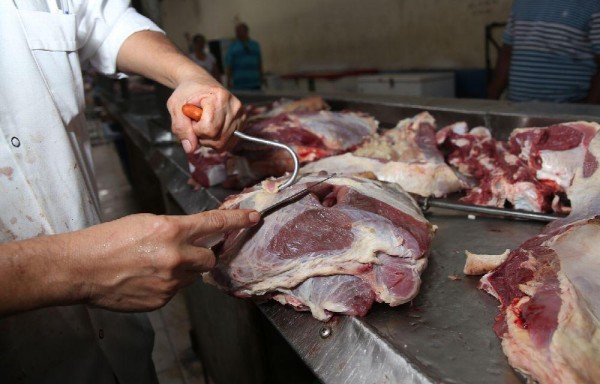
(225, 39, 262, 90)
(503, 0, 600, 102)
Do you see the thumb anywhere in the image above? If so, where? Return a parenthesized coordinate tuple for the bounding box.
(181, 209, 261, 240)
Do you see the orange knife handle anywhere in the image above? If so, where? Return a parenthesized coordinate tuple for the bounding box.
(182, 103, 203, 121)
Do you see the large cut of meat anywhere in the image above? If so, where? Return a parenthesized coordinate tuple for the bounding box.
(437, 121, 600, 213)
(479, 132, 600, 383)
(437, 123, 556, 211)
(508, 122, 600, 193)
(302, 112, 465, 197)
(204, 174, 435, 321)
(188, 97, 378, 189)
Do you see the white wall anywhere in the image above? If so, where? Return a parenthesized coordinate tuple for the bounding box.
(160, 0, 511, 74)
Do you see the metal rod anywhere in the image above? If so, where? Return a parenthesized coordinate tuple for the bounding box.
(233, 130, 300, 191)
(418, 197, 562, 222)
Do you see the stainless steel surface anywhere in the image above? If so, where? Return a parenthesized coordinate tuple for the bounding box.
(260, 210, 543, 384)
(233, 130, 300, 191)
(419, 196, 562, 222)
(104, 89, 600, 384)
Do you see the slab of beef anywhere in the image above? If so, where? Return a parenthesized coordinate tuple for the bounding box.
(188, 97, 378, 189)
(302, 112, 466, 197)
(204, 174, 435, 321)
(437, 121, 600, 212)
(508, 122, 600, 194)
(436, 123, 556, 211)
(479, 133, 600, 383)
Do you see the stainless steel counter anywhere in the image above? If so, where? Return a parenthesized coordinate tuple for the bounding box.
(103, 90, 600, 384)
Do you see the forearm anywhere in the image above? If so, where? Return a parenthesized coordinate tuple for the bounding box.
(116, 30, 216, 89)
(0, 234, 84, 316)
(488, 44, 513, 99)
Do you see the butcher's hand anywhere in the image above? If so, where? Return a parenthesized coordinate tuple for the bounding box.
(116, 30, 244, 153)
(167, 75, 244, 153)
(0, 209, 260, 316)
(79, 210, 260, 311)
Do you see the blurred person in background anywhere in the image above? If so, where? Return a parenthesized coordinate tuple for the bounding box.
(190, 33, 221, 81)
(0, 1, 257, 383)
(488, 0, 600, 103)
(225, 22, 264, 91)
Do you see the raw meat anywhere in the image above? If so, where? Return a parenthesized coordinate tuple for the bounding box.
(479, 133, 600, 383)
(438, 121, 600, 213)
(509, 122, 600, 191)
(437, 123, 555, 211)
(188, 97, 378, 189)
(303, 112, 466, 197)
(204, 174, 435, 321)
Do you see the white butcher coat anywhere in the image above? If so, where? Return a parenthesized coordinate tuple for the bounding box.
(0, 1, 162, 382)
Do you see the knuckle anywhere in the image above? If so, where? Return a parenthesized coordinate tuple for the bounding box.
(153, 216, 181, 239)
(206, 211, 228, 231)
(162, 251, 183, 270)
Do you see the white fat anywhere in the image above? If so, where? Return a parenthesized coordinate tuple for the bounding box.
(451, 122, 468, 134)
(470, 126, 492, 138)
(520, 141, 532, 160)
(537, 147, 586, 190)
(453, 138, 471, 147)
(511, 182, 544, 212)
(547, 221, 600, 322)
(463, 249, 510, 275)
(503, 153, 520, 166)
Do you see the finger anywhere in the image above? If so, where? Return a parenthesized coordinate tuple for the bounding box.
(199, 106, 245, 151)
(181, 209, 261, 239)
(204, 98, 227, 141)
(192, 101, 222, 141)
(170, 102, 199, 153)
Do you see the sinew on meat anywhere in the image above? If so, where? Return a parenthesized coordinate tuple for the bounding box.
(478, 129, 600, 383)
(204, 174, 435, 321)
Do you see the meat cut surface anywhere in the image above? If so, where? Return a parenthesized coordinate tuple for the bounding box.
(479, 132, 600, 383)
(187, 97, 378, 189)
(205, 174, 434, 321)
(303, 112, 465, 197)
(437, 121, 600, 213)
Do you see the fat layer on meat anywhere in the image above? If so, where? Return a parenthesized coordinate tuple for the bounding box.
(302, 112, 466, 197)
(205, 174, 434, 321)
(480, 132, 600, 383)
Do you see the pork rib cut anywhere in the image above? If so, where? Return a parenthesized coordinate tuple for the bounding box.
(479, 130, 600, 383)
(205, 174, 434, 321)
(302, 112, 465, 197)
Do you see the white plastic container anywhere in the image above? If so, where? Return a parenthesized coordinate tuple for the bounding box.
(357, 72, 455, 97)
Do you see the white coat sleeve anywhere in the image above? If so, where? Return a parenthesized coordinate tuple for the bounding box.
(76, 1, 164, 75)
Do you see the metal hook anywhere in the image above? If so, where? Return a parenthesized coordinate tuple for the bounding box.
(182, 103, 300, 191)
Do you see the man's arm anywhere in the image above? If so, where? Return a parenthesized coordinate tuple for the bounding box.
(0, 210, 260, 316)
(488, 44, 513, 99)
(116, 31, 242, 152)
(586, 56, 600, 104)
